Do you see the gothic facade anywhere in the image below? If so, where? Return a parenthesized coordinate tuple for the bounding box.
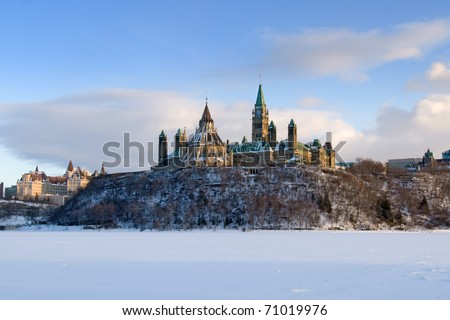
(157, 84, 335, 169)
(157, 102, 232, 168)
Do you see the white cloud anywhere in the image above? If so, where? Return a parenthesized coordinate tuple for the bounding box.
(413, 94, 450, 131)
(1, 90, 449, 174)
(351, 95, 450, 161)
(0, 89, 354, 171)
(0, 90, 203, 172)
(298, 96, 326, 108)
(407, 62, 450, 93)
(263, 19, 450, 80)
(426, 62, 450, 81)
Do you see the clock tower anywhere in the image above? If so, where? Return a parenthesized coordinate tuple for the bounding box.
(252, 84, 269, 142)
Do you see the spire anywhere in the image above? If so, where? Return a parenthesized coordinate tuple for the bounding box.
(100, 164, 106, 175)
(35, 165, 39, 172)
(269, 120, 276, 129)
(201, 102, 213, 122)
(289, 119, 296, 127)
(67, 160, 74, 172)
(255, 83, 266, 107)
(159, 130, 167, 138)
(199, 100, 214, 128)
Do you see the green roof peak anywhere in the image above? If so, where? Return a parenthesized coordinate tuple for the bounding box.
(269, 120, 276, 129)
(313, 138, 322, 147)
(255, 84, 266, 107)
(159, 130, 167, 138)
(289, 119, 296, 127)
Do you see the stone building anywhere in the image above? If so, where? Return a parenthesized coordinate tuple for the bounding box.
(5, 186, 16, 199)
(157, 84, 336, 169)
(16, 161, 96, 204)
(157, 101, 231, 168)
(387, 158, 422, 170)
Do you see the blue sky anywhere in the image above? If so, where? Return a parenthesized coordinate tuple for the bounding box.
(1, 0, 450, 187)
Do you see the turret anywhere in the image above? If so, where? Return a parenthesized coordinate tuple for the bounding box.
(174, 128, 187, 166)
(175, 129, 182, 154)
(158, 130, 168, 167)
(268, 121, 277, 149)
(287, 119, 297, 151)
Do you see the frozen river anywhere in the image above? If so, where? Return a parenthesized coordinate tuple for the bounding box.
(1, 229, 449, 299)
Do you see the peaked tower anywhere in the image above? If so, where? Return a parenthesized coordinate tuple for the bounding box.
(252, 84, 269, 142)
(158, 130, 168, 167)
(268, 121, 277, 149)
(288, 119, 297, 152)
(187, 100, 227, 166)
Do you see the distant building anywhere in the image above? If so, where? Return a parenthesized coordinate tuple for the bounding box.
(0, 182, 3, 198)
(5, 186, 17, 200)
(421, 149, 436, 168)
(443, 150, 450, 162)
(388, 149, 449, 171)
(16, 161, 98, 204)
(387, 158, 422, 170)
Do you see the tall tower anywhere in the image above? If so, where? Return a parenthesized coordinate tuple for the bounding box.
(288, 119, 297, 151)
(158, 130, 168, 166)
(174, 129, 187, 156)
(252, 84, 269, 142)
(268, 121, 277, 149)
(174, 128, 186, 166)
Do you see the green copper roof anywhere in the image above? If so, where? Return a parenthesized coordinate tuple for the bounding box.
(313, 139, 322, 147)
(269, 120, 276, 129)
(159, 130, 166, 138)
(289, 119, 296, 127)
(255, 84, 266, 107)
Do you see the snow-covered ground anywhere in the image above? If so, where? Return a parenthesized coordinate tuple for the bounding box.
(0, 229, 449, 299)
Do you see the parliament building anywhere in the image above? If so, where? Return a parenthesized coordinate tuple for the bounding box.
(156, 84, 335, 169)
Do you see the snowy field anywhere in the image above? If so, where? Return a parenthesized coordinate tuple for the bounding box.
(1, 229, 450, 299)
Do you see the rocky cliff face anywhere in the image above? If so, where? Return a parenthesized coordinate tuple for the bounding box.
(51, 166, 450, 230)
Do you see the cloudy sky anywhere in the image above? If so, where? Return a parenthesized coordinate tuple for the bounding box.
(1, 0, 450, 186)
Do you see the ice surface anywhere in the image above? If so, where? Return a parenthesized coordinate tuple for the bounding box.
(0, 230, 449, 299)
